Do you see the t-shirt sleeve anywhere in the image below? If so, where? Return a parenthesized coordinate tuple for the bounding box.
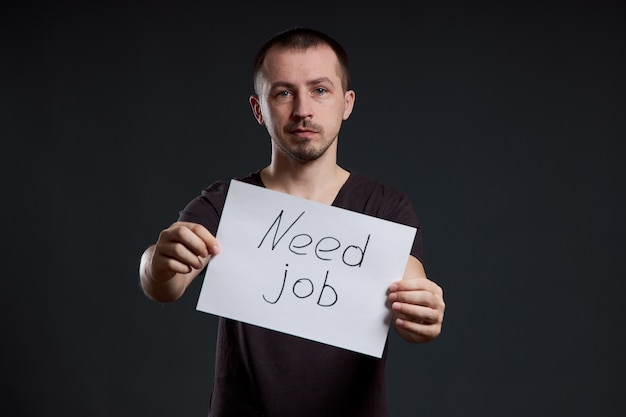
(379, 189, 424, 264)
(177, 180, 229, 236)
(333, 172, 425, 265)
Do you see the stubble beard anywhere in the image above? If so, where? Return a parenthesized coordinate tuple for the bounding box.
(276, 122, 336, 163)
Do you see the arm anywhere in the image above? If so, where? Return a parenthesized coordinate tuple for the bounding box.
(139, 221, 220, 303)
(388, 256, 445, 343)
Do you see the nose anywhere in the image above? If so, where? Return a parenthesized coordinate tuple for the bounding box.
(293, 95, 313, 119)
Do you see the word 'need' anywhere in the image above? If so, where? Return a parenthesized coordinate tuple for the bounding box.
(257, 210, 370, 268)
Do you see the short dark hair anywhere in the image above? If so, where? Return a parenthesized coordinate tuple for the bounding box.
(252, 27, 350, 94)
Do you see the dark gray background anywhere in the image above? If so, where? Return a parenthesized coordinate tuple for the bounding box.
(3, 1, 625, 416)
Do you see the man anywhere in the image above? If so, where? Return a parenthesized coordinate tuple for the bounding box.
(140, 27, 445, 416)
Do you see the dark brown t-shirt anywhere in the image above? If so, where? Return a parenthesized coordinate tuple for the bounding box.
(179, 170, 423, 417)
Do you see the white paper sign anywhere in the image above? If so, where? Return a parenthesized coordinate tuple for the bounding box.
(196, 180, 416, 357)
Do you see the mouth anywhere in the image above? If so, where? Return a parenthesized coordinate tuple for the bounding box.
(290, 128, 318, 138)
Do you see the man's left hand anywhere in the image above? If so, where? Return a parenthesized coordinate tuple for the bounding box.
(388, 257, 445, 343)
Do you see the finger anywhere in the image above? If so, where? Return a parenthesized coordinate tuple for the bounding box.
(389, 289, 442, 310)
(156, 254, 199, 275)
(183, 222, 221, 255)
(166, 240, 209, 270)
(152, 242, 200, 273)
(390, 277, 443, 296)
(395, 317, 442, 341)
(156, 234, 207, 271)
(161, 223, 218, 258)
(392, 301, 440, 325)
(150, 248, 201, 282)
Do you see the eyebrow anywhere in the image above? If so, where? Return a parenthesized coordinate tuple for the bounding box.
(270, 77, 336, 90)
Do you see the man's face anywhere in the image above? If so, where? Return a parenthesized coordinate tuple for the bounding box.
(250, 45, 355, 163)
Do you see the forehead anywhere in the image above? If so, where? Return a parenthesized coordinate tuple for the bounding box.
(259, 45, 342, 87)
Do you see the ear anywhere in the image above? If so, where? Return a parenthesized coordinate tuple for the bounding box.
(249, 95, 265, 125)
(342, 89, 356, 121)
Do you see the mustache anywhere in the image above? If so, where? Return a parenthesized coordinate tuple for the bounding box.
(285, 120, 323, 133)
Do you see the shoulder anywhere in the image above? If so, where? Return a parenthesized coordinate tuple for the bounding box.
(200, 171, 264, 200)
(337, 171, 416, 220)
(340, 171, 424, 262)
(348, 171, 408, 195)
(178, 171, 263, 233)
(198, 171, 263, 202)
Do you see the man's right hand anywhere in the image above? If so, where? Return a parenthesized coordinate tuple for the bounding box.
(140, 222, 220, 302)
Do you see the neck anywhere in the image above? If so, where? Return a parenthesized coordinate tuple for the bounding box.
(260, 145, 349, 205)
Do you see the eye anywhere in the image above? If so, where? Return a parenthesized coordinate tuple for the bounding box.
(313, 87, 328, 95)
(277, 90, 292, 97)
